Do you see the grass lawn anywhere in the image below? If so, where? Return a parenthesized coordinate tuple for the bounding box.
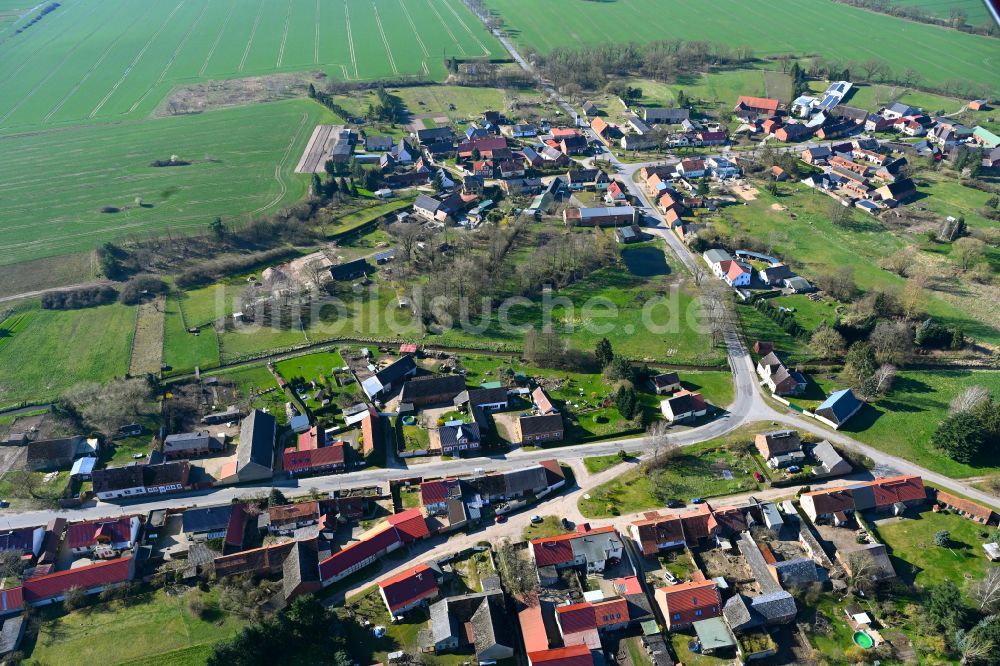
(578, 424, 770, 518)
(669, 630, 730, 666)
(27, 587, 243, 666)
(274, 349, 347, 382)
(770, 293, 840, 332)
(400, 487, 421, 509)
(626, 636, 655, 666)
(176, 284, 235, 328)
(0, 470, 69, 510)
(485, 0, 999, 91)
(841, 370, 1000, 478)
(522, 515, 572, 540)
(718, 185, 1000, 347)
(870, 508, 995, 591)
(395, 86, 508, 121)
(401, 423, 430, 452)
(677, 370, 735, 409)
(202, 364, 286, 423)
(163, 297, 221, 375)
(338, 586, 469, 666)
(737, 302, 813, 366)
(0, 304, 135, 409)
(326, 199, 415, 236)
(659, 549, 698, 581)
(435, 246, 725, 366)
(584, 454, 626, 475)
(808, 80, 965, 115)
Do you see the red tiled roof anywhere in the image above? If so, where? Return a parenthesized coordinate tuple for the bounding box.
(658, 579, 720, 615)
(531, 525, 617, 566)
(872, 475, 925, 506)
(529, 645, 594, 666)
(399, 343, 418, 354)
(420, 478, 458, 505)
(225, 503, 248, 549)
(457, 137, 508, 154)
(593, 597, 629, 626)
(532, 387, 556, 414)
(269, 501, 320, 524)
(283, 442, 346, 472)
(361, 410, 377, 456)
(803, 487, 856, 514)
(736, 96, 779, 113)
(378, 563, 438, 612)
(726, 261, 750, 281)
(387, 508, 429, 543)
(319, 524, 400, 580)
(551, 128, 580, 138)
(297, 426, 324, 451)
(557, 602, 596, 634)
(519, 602, 550, 653)
(680, 158, 705, 171)
(591, 117, 610, 135)
(614, 576, 643, 596)
(0, 586, 24, 612)
(23, 556, 131, 602)
(632, 513, 684, 555)
(698, 131, 727, 141)
(710, 505, 747, 533)
(680, 505, 714, 542)
(66, 517, 132, 550)
(936, 489, 995, 522)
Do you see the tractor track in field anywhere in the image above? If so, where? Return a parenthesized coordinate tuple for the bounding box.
(237, 0, 266, 73)
(249, 111, 308, 216)
(276, 0, 292, 67)
(198, 0, 237, 77)
(89, 1, 186, 119)
(128, 0, 213, 114)
(44, 1, 158, 122)
(343, 1, 358, 78)
(425, 0, 467, 57)
(371, 1, 399, 77)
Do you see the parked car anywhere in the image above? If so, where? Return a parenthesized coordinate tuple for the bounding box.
(753, 471, 765, 482)
(787, 466, 801, 473)
(495, 515, 506, 524)
(562, 517, 574, 529)
(0, 499, 8, 508)
(666, 500, 684, 508)
(690, 497, 705, 504)
(530, 515, 543, 524)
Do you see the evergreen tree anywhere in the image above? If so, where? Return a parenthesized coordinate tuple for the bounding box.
(307, 83, 316, 98)
(311, 173, 322, 197)
(595, 338, 614, 368)
(932, 411, 986, 463)
(615, 385, 638, 419)
(209, 216, 226, 241)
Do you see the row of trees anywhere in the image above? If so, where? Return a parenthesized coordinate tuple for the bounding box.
(531, 39, 755, 92)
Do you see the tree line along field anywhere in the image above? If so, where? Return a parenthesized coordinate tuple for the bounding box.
(0, 0, 503, 131)
(485, 0, 1000, 94)
(888, 0, 994, 26)
(0, 99, 329, 266)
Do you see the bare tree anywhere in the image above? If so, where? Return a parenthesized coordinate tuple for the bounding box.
(811, 326, 846, 360)
(302, 259, 328, 293)
(881, 246, 915, 277)
(63, 378, 153, 435)
(691, 262, 706, 287)
(872, 364, 897, 397)
(496, 539, 539, 599)
(951, 386, 991, 415)
(645, 421, 678, 471)
(845, 551, 879, 594)
(974, 567, 1000, 613)
(870, 320, 912, 365)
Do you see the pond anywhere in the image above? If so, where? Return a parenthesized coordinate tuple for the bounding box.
(622, 246, 670, 277)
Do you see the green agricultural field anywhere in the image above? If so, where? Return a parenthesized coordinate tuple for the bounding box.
(485, 0, 1000, 92)
(842, 370, 1000, 479)
(0, 0, 502, 131)
(274, 348, 346, 381)
(0, 100, 330, 266)
(27, 588, 244, 666)
(889, 0, 994, 26)
(0, 303, 135, 408)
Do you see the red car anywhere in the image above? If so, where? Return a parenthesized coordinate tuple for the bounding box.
(754, 471, 765, 482)
(495, 515, 506, 524)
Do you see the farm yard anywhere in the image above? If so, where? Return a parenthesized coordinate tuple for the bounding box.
(0, 0, 503, 131)
(484, 0, 1000, 92)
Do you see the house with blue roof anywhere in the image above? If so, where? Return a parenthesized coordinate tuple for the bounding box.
(815, 389, 863, 429)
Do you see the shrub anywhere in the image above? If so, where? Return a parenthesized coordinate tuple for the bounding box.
(118, 275, 168, 305)
(41, 285, 118, 310)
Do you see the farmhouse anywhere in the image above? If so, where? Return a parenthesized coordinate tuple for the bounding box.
(814, 389, 863, 429)
(563, 206, 637, 228)
(654, 580, 722, 630)
(530, 526, 622, 582)
(380, 563, 439, 616)
(219, 410, 276, 484)
(800, 475, 926, 522)
(642, 107, 690, 124)
(660, 390, 707, 423)
(428, 591, 513, 660)
(519, 414, 564, 444)
(754, 430, 801, 460)
(437, 422, 481, 455)
(163, 431, 221, 459)
(360, 355, 417, 400)
(399, 374, 466, 406)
